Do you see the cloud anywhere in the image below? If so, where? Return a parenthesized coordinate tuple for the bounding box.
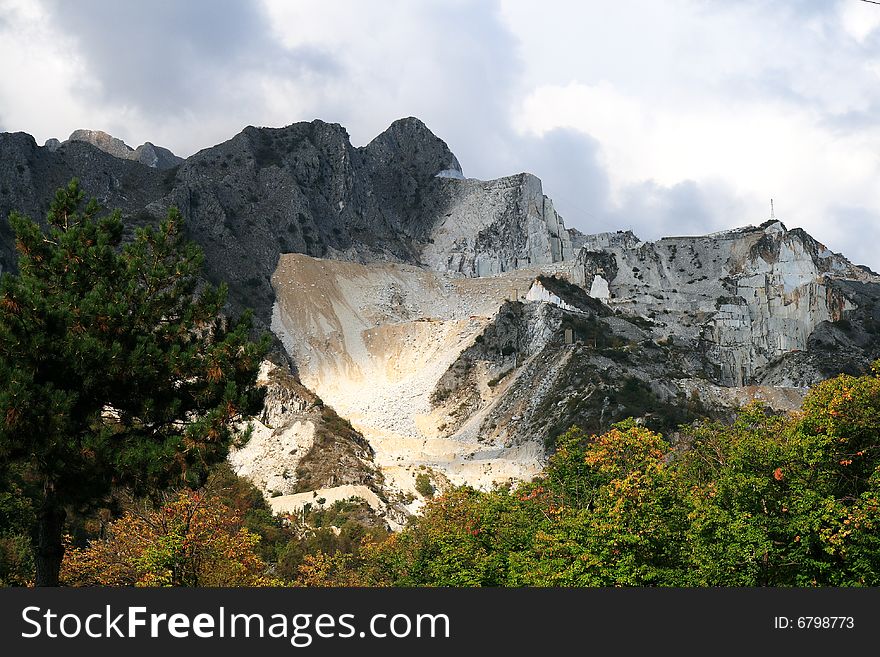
(609, 178, 752, 240)
(502, 0, 880, 267)
(2, 0, 880, 269)
(42, 0, 338, 115)
(5, 0, 522, 160)
(257, 0, 523, 178)
(840, 0, 880, 43)
(506, 128, 611, 232)
(32, 0, 344, 151)
(491, 126, 749, 242)
(821, 204, 880, 271)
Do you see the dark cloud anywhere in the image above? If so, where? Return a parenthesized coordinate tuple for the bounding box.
(42, 0, 339, 116)
(453, 124, 743, 243)
(326, 1, 523, 183)
(609, 179, 731, 239)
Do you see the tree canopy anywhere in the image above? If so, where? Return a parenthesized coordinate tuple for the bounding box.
(0, 180, 268, 585)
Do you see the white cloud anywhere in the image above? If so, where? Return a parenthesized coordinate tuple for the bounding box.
(502, 0, 880, 262)
(840, 0, 880, 42)
(516, 80, 880, 234)
(0, 0, 98, 145)
(3, 0, 880, 268)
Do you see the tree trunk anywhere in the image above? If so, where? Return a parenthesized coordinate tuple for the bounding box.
(33, 485, 66, 587)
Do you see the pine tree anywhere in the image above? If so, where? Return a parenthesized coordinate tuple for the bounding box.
(0, 180, 269, 586)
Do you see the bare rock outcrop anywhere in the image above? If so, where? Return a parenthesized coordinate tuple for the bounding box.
(6, 117, 880, 520)
(65, 129, 183, 169)
(575, 220, 880, 385)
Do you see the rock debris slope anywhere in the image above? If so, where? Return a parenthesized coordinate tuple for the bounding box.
(271, 254, 555, 495)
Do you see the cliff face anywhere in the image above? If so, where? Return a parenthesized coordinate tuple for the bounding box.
(228, 361, 380, 498)
(420, 173, 573, 276)
(576, 221, 879, 385)
(1, 117, 572, 326)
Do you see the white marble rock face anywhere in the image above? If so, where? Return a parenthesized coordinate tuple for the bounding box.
(577, 221, 867, 385)
(420, 173, 575, 278)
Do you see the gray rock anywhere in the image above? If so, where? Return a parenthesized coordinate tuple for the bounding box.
(134, 142, 183, 170)
(65, 129, 182, 170)
(420, 172, 574, 276)
(574, 220, 880, 386)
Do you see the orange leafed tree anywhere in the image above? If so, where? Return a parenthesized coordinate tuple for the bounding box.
(61, 490, 279, 586)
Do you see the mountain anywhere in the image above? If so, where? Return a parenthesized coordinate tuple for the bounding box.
(2, 118, 879, 524)
(1, 118, 571, 324)
(44, 129, 183, 170)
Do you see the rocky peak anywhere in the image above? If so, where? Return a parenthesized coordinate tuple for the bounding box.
(135, 142, 183, 170)
(420, 171, 574, 276)
(362, 116, 462, 178)
(240, 119, 352, 147)
(68, 129, 134, 159)
(61, 129, 182, 170)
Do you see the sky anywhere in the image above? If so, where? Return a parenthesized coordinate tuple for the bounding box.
(2, 0, 880, 268)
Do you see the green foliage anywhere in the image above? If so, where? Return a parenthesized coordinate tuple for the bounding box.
(277, 498, 387, 582)
(513, 422, 689, 586)
(677, 405, 828, 585)
(0, 180, 269, 585)
(415, 473, 435, 498)
(204, 462, 288, 564)
(302, 364, 880, 587)
(0, 478, 35, 585)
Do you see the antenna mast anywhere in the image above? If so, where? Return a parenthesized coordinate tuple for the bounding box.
(770, 199, 775, 221)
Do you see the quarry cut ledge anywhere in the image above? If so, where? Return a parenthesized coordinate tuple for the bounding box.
(260, 217, 880, 520)
(269, 253, 559, 495)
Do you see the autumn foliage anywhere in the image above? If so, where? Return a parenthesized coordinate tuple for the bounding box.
(10, 340, 880, 587)
(298, 363, 880, 587)
(61, 490, 278, 587)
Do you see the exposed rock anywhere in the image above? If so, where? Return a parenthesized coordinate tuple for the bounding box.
(65, 129, 183, 169)
(68, 129, 135, 160)
(228, 360, 383, 501)
(575, 221, 880, 386)
(2, 118, 577, 329)
(5, 117, 880, 524)
(420, 172, 574, 276)
(270, 252, 552, 493)
(267, 213, 880, 501)
(267, 248, 730, 492)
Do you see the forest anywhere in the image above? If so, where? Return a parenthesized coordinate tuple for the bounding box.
(3, 368, 879, 587)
